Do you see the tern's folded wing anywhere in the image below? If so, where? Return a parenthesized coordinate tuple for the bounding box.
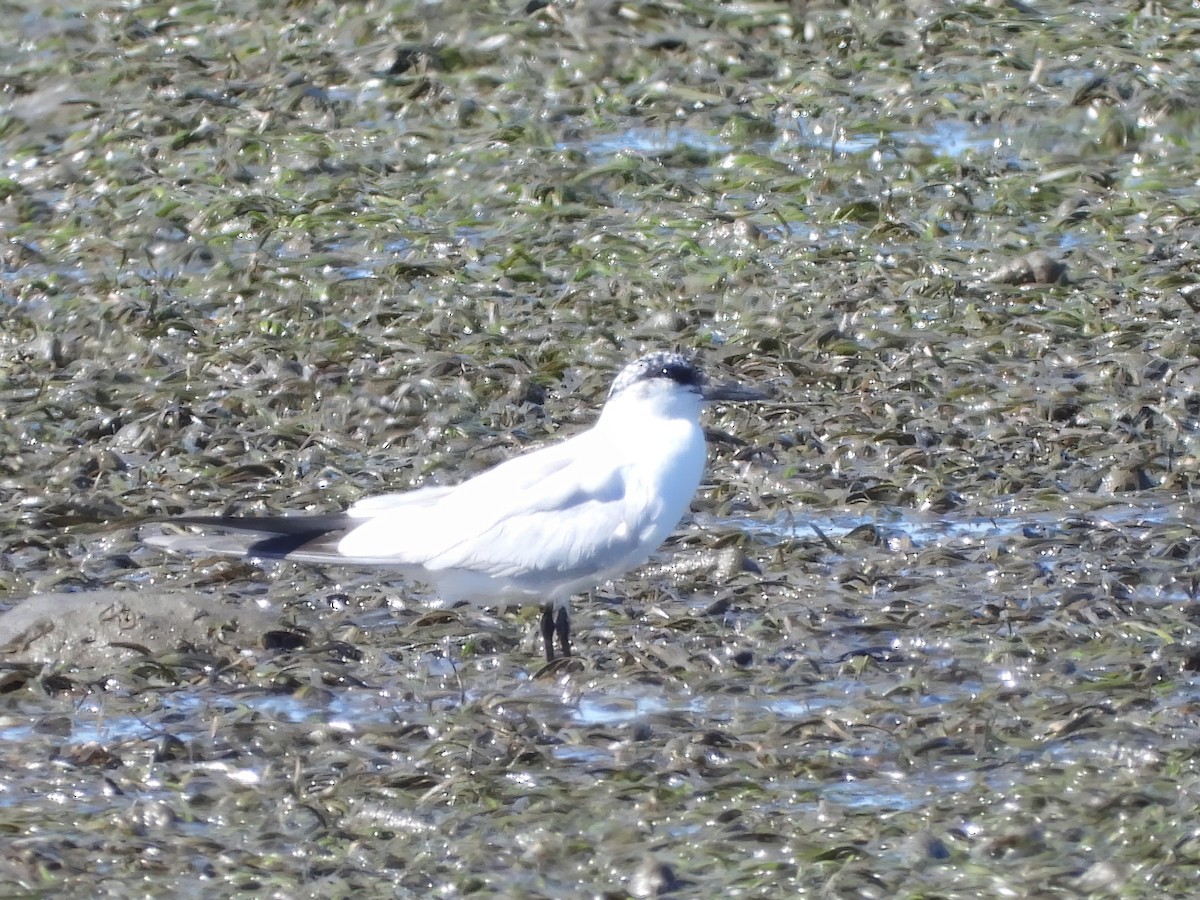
(147, 433, 602, 567)
(336, 441, 662, 581)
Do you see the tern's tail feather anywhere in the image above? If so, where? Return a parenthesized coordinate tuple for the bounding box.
(144, 514, 355, 564)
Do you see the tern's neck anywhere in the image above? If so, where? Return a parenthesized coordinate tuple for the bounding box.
(595, 390, 709, 494)
(595, 392, 703, 437)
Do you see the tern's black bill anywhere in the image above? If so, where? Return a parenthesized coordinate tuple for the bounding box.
(701, 380, 771, 403)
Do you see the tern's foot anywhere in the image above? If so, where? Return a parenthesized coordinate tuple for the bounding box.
(534, 655, 585, 679)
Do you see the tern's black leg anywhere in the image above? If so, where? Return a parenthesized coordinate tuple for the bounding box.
(555, 606, 571, 659)
(540, 603, 556, 662)
(539, 603, 572, 661)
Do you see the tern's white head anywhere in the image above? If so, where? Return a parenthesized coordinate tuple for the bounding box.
(599, 351, 767, 426)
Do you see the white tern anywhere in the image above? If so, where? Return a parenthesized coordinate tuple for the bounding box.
(148, 351, 766, 661)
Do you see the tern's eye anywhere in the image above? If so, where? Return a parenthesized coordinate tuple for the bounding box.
(660, 361, 703, 388)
